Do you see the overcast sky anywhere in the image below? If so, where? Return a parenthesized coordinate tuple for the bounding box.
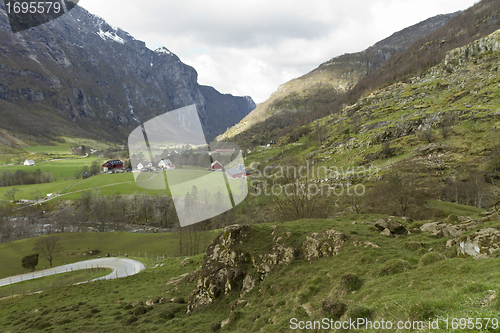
(80, 0, 478, 103)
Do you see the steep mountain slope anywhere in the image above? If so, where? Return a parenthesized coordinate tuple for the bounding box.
(0, 4, 255, 145)
(246, 27, 500, 214)
(217, 13, 458, 146)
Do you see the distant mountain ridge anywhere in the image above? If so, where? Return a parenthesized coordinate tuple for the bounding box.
(217, 12, 459, 146)
(0, 4, 255, 145)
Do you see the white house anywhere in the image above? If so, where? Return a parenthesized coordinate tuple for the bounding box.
(137, 162, 144, 170)
(158, 159, 172, 168)
(24, 159, 35, 166)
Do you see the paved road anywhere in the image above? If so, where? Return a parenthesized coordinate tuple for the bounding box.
(0, 258, 145, 287)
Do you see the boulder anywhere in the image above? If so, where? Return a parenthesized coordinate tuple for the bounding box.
(302, 229, 346, 261)
(380, 228, 392, 236)
(240, 275, 256, 297)
(375, 218, 407, 235)
(180, 257, 191, 266)
(457, 228, 500, 258)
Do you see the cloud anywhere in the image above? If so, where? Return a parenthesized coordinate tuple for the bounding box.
(80, 0, 479, 103)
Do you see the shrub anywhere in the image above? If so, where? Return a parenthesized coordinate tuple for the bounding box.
(173, 297, 185, 304)
(123, 315, 138, 325)
(322, 300, 347, 320)
(348, 306, 374, 320)
(378, 259, 412, 276)
(419, 252, 445, 267)
(159, 310, 175, 320)
(339, 273, 362, 294)
(133, 305, 147, 316)
(210, 322, 222, 332)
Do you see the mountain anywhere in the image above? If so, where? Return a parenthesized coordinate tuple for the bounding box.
(217, 12, 459, 147)
(0, 4, 255, 146)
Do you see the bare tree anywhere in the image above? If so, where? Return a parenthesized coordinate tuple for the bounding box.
(4, 188, 21, 202)
(33, 236, 62, 267)
(273, 159, 321, 221)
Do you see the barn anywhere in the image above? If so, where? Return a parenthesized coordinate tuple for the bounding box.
(102, 160, 123, 172)
(226, 164, 249, 179)
(211, 160, 223, 171)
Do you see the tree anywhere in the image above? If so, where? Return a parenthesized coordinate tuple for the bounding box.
(273, 158, 321, 221)
(22, 253, 39, 272)
(4, 187, 21, 202)
(33, 236, 62, 268)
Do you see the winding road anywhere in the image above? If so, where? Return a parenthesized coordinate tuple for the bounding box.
(0, 258, 145, 287)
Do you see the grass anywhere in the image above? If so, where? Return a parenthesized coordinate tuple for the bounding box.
(0, 267, 112, 300)
(0, 231, 217, 279)
(0, 156, 102, 180)
(24, 144, 74, 155)
(1, 216, 500, 332)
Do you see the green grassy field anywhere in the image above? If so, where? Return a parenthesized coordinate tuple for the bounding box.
(0, 156, 102, 180)
(24, 144, 74, 155)
(0, 179, 79, 200)
(0, 216, 499, 332)
(0, 232, 216, 279)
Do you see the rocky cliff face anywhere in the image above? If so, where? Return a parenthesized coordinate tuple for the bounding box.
(0, 4, 255, 143)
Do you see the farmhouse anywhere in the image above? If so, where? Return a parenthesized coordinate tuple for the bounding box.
(158, 159, 175, 169)
(24, 159, 35, 166)
(226, 164, 249, 179)
(102, 160, 123, 172)
(211, 160, 223, 171)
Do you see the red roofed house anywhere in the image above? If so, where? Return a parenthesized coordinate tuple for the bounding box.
(102, 160, 123, 172)
(211, 160, 223, 171)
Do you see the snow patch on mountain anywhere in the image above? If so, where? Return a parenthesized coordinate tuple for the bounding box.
(97, 29, 125, 44)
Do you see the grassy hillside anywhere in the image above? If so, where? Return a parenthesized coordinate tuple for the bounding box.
(1, 215, 499, 332)
(0, 231, 216, 279)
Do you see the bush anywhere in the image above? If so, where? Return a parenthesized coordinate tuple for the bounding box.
(339, 273, 362, 295)
(322, 300, 347, 320)
(173, 296, 185, 304)
(378, 259, 412, 276)
(210, 322, 222, 332)
(123, 315, 138, 325)
(159, 310, 175, 320)
(133, 305, 147, 316)
(419, 252, 445, 267)
(348, 306, 374, 320)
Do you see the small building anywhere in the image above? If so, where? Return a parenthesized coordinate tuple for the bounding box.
(82, 171, 92, 179)
(24, 159, 35, 166)
(226, 164, 249, 179)
(158, 159, 173, 168)
(211, 160, 223, 171)
(102, 160, 123, 172)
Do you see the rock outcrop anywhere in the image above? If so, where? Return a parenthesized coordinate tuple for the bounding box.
(374, 218, 407, 235)
(420, 220, 478, 238)
(187, 224, 345, 313)
(457, 228, 500, 259)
